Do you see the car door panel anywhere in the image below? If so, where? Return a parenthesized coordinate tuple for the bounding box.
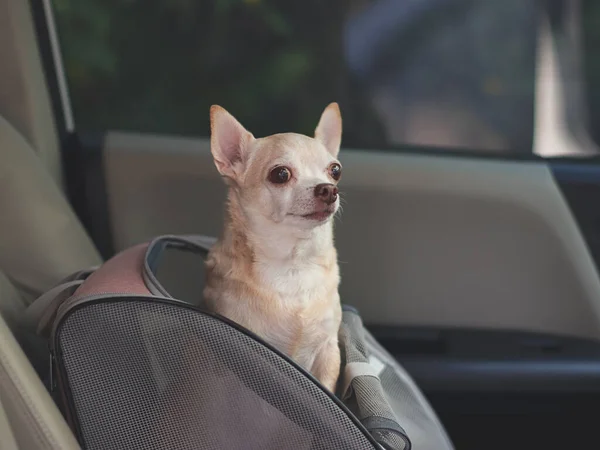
(67, 131, 600, 342)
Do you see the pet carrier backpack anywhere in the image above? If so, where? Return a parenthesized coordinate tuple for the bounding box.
(25, 234, 454, 450)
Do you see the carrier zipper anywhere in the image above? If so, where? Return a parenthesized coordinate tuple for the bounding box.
(52, 346, 81, 438)
(48, 350, 56, 393)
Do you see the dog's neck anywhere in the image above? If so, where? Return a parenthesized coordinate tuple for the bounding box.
(222, 192, 334, 265)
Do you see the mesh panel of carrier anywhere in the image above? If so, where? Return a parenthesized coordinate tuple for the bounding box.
(55, 298, 378, 450)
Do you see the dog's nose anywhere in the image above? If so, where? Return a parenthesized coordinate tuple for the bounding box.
(314, 183, 338, 204)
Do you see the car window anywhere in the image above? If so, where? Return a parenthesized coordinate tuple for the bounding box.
(52, 0, 537, 154)
(582, 0, 600, 147)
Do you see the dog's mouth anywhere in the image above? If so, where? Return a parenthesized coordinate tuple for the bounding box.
(297, 208, 335, 221)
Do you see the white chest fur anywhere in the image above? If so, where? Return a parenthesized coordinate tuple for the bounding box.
(256, 258, 329, 300)
(250, 218, 335, 294)
(215, 220, 341, 372)
(255, 256, 340, 371)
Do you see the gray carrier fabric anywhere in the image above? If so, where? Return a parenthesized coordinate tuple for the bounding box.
(340, 308, 454, 450)
(32, 234, 454, 449)
(54, 297, 380, 450)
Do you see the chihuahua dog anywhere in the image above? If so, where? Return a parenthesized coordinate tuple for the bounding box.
(204, 103, 343, 392)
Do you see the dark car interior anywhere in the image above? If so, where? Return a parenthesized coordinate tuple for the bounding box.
(2, 0, 600, 448)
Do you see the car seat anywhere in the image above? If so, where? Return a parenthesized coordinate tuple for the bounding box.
(0, 0, 101, 447)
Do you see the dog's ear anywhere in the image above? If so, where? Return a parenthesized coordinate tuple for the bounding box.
(210, 105, 254, 179)
(315, 102, 342, 158)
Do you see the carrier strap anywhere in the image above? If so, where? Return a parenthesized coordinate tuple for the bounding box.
(340, 360, 385, 401)
(24, 266, 99, 336)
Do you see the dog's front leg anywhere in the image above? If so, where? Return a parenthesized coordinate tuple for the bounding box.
(311, 338, 341, 393)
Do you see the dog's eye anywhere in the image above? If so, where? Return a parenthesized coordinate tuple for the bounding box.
(329, 163, 342, 181)
(268, 166, 292, 184)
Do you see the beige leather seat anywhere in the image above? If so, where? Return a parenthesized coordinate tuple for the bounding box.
(0, 0, 102, 447)
(0, 118, 103, 449)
